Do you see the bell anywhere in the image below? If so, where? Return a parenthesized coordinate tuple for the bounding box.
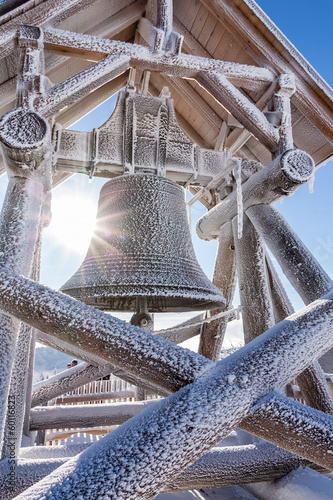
(60, 174, 225, 312)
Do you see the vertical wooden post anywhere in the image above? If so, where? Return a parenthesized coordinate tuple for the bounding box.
(274, 74, 296, 154)
(1, 233, 42, 457)
(199, 221, 237, 360)
(232, 214, 275, 343)
(22, 330, 37, 446)
(0, 176, 48, 446)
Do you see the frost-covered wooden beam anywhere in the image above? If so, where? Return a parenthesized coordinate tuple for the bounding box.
(246, 204, 333, 304)
(34, 314, 203, 405)
(265, 254, 333, 412)
(35, 54, 130, 118)
(266, 254, 293, 323)
(241, 392, 333, 470)
(41, 27, 275, 90)
(0, 274, 213, 394)
(55, 71, 129, 127)
(31, 362, 117, 408)
(196, 149, 315, 241)
(197, 71, 279, 152)
(0, 457, 68, 500)
(36, 329, 170, 397)
(199, 221, 237, 360)
(30, 400, 156, 431)
(296, 362, 333, 414)
(0, 443, 326, 500)
(273, 74, 296, 153)
(166, 442, 327, 492)
(0, 0, 93, 60)
(16, 25, 45, 110)
(11, 285, 333, 498)
(226, 79, 279, 154)
(232, 214, 275, 342)
(0, 106, 51, 443)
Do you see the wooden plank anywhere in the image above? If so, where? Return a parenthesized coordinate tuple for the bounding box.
(85, 0, 146, 40)
(197, 12, 218, 48)
(164, 75, 222, 132)
(190, 4, 210, 40)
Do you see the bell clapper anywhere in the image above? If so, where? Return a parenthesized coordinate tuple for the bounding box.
(130, 298, 154, 332)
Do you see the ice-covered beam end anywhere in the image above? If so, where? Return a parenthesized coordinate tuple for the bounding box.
(0, 268, 332, 497)
(196, 149, 315, 241)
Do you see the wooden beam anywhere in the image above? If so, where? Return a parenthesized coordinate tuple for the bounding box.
(35, 55, 130, 117)
(0, 0, 94, 61)
(246, 203, 333, 304)
(0, 176, 47, 446)
(36, 329, 170, 397)
(0, 443, 326, 499)
(232, 214, 274, 343)
(241, 391, 333, 469)
(266, 254, 293, 323)
(167, 442, 326, 492)
(31, 363, 118, 408)
(30, 400, 156, 431)
(296, 362, 333, 414)
(199, 221, 237, 360)
(55, 71, 128, 126)
(196, 149, 315, 240)
(42, 27, 275, 89)
(197, 71, 279, 152)
(265, 249, 333, 413)
(225, 79, 279, 154)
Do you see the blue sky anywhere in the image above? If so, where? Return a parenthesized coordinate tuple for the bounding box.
(0, 0, 332, 343)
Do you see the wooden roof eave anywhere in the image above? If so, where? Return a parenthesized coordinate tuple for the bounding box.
(201, 0, 333, 149)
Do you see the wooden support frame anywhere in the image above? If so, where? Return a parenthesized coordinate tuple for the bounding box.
(3, 272, 332, 496)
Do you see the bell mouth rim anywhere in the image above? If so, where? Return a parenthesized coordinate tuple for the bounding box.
(60, 287, 226, 313)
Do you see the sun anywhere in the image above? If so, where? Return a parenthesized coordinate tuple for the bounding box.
(45, 192, 98, 255)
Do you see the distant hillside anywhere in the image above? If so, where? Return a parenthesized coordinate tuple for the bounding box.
(34, 346, 81, 383)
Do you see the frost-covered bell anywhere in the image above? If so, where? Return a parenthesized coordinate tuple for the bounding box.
(61, 173, 225, 312)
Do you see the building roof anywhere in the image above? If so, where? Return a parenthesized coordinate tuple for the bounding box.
(0, 0, 331, 176)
